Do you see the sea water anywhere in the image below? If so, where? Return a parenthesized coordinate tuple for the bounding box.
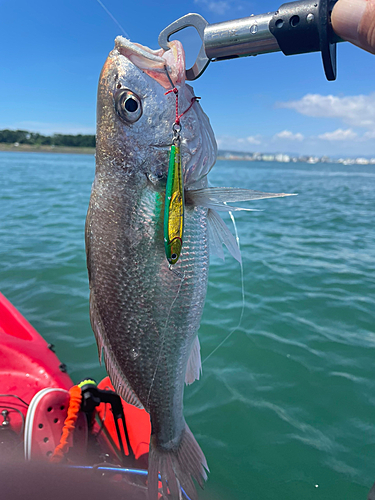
(1, 151, 374, 500)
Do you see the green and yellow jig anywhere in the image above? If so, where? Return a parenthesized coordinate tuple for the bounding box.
(163, 68, 199, 267)
(164, 124, 184, 266)
(164, 126, 185, 265)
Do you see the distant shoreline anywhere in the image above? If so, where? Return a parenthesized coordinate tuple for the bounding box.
(1, 145, 374, 166)
(0, 144, 95, 155)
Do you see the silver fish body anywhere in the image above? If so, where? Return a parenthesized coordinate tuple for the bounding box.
(86, 39, 215, 499)
(87, 173, 209, 427)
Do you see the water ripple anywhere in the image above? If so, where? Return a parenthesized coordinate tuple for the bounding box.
(1, 154, 375, 500)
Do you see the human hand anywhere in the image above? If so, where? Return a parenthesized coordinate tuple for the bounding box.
(332, 0, 375, 54)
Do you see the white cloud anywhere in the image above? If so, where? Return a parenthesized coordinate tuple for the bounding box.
(216, 128, 375, 157)
(217, 134, 262, 150)
(213, 92, 375, 155)
(278, 93, 375, 131)
(274, 130, 304, 141)
(216, 135, 263, 151)
(245, 135, 262, 145)
(194, 0, 230, 15)
(318, 128, 358, 141)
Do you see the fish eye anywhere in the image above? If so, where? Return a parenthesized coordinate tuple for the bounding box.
(114, 89, 142, 124)
(171, 254, 177, 260)
(125, 98, 138, 112)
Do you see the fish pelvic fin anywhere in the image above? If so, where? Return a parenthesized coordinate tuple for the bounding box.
(185, 335, 202, 385)
(89, 291, 144, 410)
(207, 208, 242, 263)
(148, 423, 209, 500)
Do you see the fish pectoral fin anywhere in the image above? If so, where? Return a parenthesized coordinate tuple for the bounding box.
(188, 186, 296, 263)
(186, 186, 295, 212)
(207, 209, 242, 264)
(185, 336, 202, 386)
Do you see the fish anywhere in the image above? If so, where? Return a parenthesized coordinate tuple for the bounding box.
(85, 36, 291, 500)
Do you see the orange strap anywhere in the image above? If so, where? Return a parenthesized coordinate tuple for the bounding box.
(50, 385, 82, 463)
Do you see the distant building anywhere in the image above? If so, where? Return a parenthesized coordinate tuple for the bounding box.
(355, 158, 370, 165)
(307, 157, 319, 164)
(275, 154, 290, 163)
(216, 150, 375, 165)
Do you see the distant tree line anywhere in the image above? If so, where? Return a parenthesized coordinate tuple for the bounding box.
(0, 129, 96, 148)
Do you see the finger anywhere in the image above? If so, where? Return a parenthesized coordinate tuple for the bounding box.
(332, 0, 375, 55)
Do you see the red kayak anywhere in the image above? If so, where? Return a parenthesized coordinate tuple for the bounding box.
(0, 291, 72, 452)
(0, 293, 151, 458)
(0, 292, 189, 499)
(0, 293, 189, 500)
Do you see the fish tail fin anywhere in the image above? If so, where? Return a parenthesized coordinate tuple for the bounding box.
(148, 423, 208, 500)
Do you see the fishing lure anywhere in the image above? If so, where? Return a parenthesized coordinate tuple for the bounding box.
(163, 68, 199, 267)
(164, 123, 184, 266)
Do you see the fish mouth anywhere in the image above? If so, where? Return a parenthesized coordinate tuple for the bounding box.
(114, 37, 186, 89)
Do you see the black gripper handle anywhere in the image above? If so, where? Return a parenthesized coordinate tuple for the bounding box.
(269, 0, 340, 80)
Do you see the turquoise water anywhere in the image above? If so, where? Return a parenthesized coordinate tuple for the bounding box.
(1, 151, 375, 499)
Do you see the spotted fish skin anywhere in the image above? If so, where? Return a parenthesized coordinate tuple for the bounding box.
(85, 38, 215, 499)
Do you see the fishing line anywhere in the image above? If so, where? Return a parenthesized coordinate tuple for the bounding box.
(95, 0, 130, 38)
(146, 272, 185, 406)
(203, 211, 246, 364)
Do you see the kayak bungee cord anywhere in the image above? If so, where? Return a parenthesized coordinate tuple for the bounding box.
(50, 385, 82, 463)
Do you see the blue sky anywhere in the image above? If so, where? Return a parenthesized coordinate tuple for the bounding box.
(0, 0, 374, 156)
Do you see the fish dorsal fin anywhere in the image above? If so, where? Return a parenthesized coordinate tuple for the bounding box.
(185, 335, 202, 385)
(186, 186, 294, 211)
(89, 292, 144, 409)
(207, 209, 242, 263)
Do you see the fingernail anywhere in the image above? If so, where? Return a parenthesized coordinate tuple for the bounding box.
(332, 0, 367, 43)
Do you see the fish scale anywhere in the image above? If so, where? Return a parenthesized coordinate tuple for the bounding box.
(87, 171, 209, 401)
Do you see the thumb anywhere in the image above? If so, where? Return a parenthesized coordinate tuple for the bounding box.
(332, 0, 375, 54)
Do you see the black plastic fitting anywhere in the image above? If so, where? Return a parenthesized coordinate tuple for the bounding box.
(269, 0, 340, 80)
